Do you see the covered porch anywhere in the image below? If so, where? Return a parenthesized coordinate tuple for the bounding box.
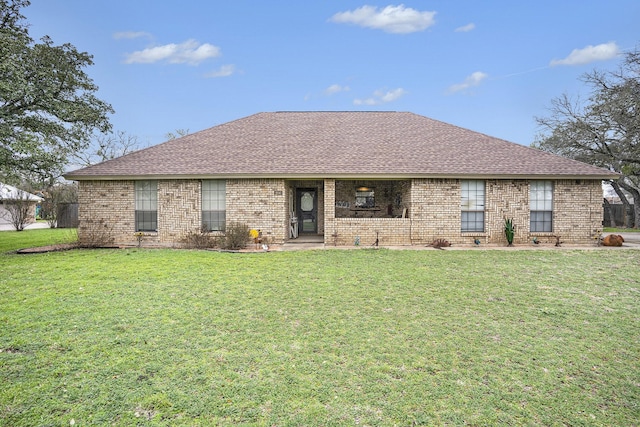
(286, 179, 414, 246)
(329, 179, 413, 246)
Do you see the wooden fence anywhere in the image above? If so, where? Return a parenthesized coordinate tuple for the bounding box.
(56, 203, 79, 228)
(603, 203, 635, 228)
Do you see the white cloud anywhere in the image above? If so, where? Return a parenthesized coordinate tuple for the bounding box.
(325, 84, 350, 95)
(205, 64, 236, 78)
(379, 88, 407, 102)
(113, 31, 152, 40)
(124, 39, 221, 65)
(354, 88, 407, 105)
(448, 71, 488, 93)
(330, 5, 436, 34)
(550, 42, 620, 66)
(455, 23, 475, 32)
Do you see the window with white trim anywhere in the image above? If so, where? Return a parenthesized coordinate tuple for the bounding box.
(202, 180, 226, 231)
(135, 180, 157, 231)
(530, 181, 553, 232)
(461, 180, 485, 232)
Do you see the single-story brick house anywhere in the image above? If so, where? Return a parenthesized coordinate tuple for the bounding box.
(64, 112, 618, 247)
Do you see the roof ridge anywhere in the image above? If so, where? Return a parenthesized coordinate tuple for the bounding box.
(272, 110, 401, 113)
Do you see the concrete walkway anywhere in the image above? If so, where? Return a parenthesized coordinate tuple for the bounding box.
(0, 221, 51, 231)
(617, 232, 640, 244)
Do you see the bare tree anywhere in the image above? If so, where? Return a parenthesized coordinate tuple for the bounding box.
(165, 129, 189, 141)
(1, 188, 35, 231)
(73, 130, 142, 167)
(39, 182, 78, 228)
(534, 48, 640, 228)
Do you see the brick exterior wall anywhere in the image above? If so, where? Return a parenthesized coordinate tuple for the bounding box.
(410, 178, 460, 244)
(227, 179, 288, 244)
(327, 178, 603, 246)
(77, 180, 135, 245)
(553, 179, 603, 243)
(485, 179, 530, 245)
(158, 180, 201, 243)
(77, 177, 603, 247)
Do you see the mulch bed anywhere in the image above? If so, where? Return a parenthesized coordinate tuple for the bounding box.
(15, 243, 79, 254)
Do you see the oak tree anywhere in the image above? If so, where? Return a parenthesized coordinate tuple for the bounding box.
(534, 48, 640, 228)
(0, 0, 113, 183)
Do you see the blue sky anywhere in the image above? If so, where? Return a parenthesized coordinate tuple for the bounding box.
(25, 1, 638, 148)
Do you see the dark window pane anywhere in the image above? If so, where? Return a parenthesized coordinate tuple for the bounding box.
(202, 180, 226, 231)
(462, 211, 484, 232)
(136, 210, 157, 231)
(202, 210, 226, 231)
(530, 210, 552, 232)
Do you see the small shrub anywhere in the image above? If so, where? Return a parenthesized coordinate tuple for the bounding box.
(181, 226, 215, 249)
(78, 219, 115, 248)
(220, 222, 250, 250)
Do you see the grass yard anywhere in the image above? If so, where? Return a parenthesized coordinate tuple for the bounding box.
(604, 227, 640, 233)
(0, 228, 77, 253)
(1, 230, 639, 426)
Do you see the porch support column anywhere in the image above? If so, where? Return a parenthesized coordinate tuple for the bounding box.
(324, 179, 336, 245)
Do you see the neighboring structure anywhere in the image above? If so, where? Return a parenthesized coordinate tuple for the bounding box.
(56, 203, 79, 228)
(64, 112, 618, 247)
(0, 183, 44, 227)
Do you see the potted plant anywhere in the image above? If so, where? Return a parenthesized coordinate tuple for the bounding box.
(504, 218, 515, 246)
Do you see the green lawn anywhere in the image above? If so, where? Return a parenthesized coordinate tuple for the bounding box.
(604, 227, 640, 233)
(0, 228, 77, 253)
(1, 230, 639, 426)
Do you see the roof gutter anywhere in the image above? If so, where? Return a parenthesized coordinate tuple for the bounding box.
(64, 172, 621, 181)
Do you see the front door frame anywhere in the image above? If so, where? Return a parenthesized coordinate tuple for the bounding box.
(296, 187, 318, 234)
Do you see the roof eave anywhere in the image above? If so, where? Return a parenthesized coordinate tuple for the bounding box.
(64, 172, 621, 181)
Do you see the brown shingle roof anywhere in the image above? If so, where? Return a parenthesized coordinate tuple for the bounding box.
(65, 112, 618, 180)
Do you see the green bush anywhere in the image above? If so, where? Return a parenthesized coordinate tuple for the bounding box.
(504, 217, 515, 246)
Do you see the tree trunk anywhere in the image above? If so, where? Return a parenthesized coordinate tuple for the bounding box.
(629, 188, 640, 229)
(603, 198, 616, 227)
(611, 181, 633, 228)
